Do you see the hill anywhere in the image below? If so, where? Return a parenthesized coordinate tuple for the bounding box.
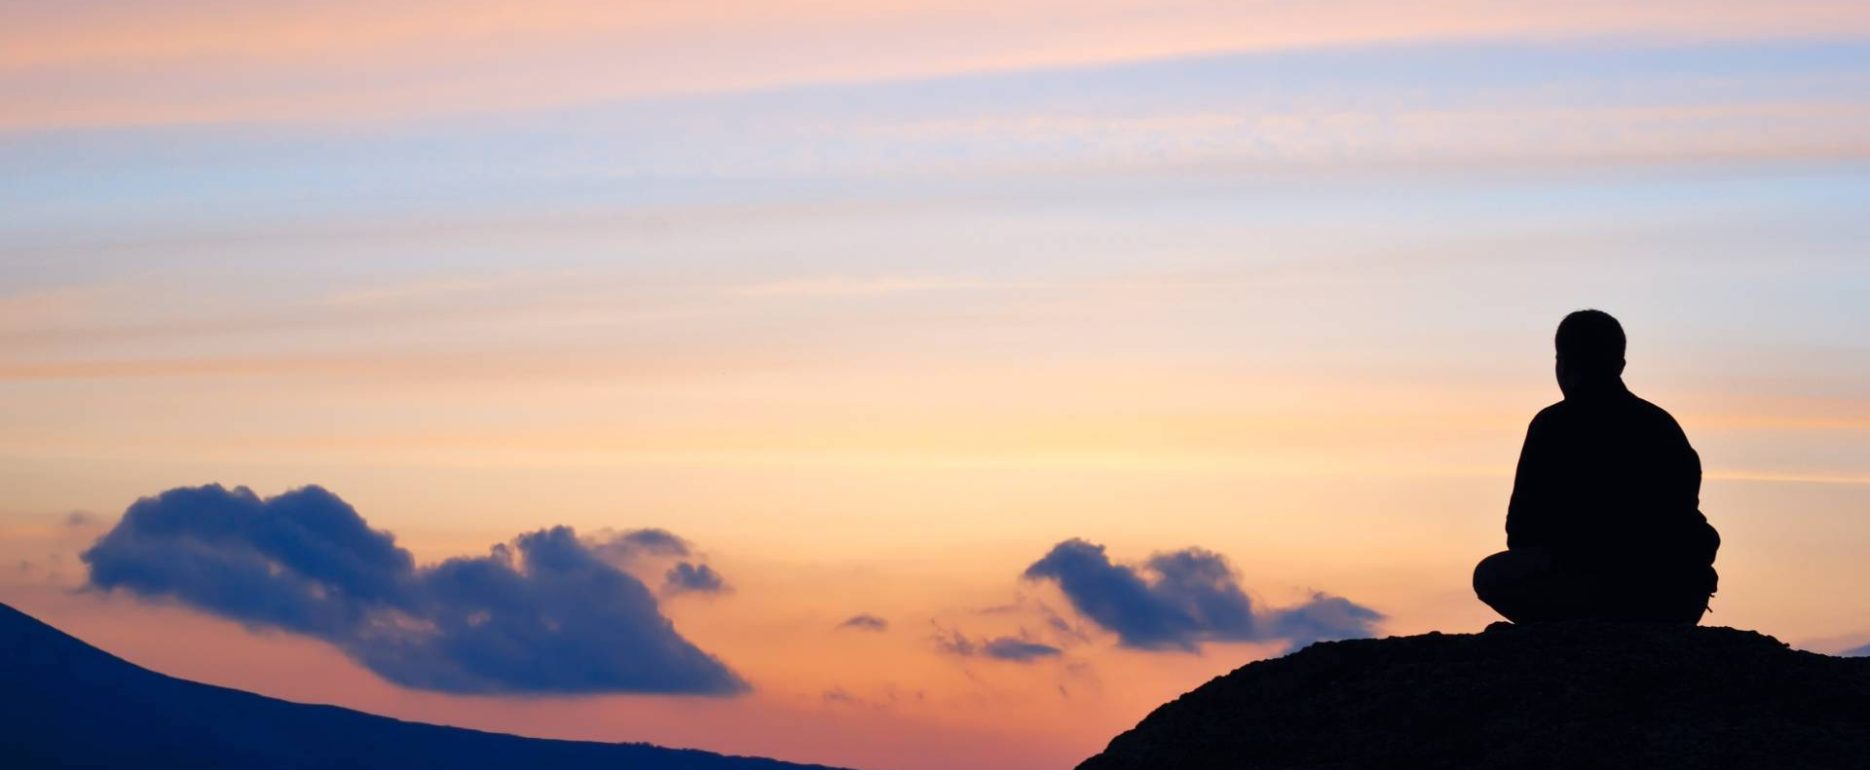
(1079, 621, 1870, 769)
(0, 602, 848, 770)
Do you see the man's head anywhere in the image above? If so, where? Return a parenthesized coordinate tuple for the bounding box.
(1554, 309, 1625, 396)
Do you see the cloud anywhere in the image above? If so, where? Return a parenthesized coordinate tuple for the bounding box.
(933, 628, 1063, 663)
(820, 684, 926, 709)
(588, 528, 729, 597)
(1021, 539, 1231, 651)
(978, 637, 1065, 662)
(663, 561, 727, 594)
(1023, 538, 1381, 653)
(1844, 643, 1870, 658)
(587, 527, 693, 567)
(602, 528, 691, 558)
(82, 484, 746, 695)
(836, 613, 889, 632)
(1265, 593, 1387, 648)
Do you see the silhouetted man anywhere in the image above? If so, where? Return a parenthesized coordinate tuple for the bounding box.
(1474, 310, 1719, 624)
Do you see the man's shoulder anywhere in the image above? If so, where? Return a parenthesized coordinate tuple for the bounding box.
(1529, 400, 1569, 425)
(1521, 401, 1571, 442)
(1624, 392, 1685, 427)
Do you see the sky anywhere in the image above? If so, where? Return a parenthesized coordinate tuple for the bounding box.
(2, 2, 1868, 768)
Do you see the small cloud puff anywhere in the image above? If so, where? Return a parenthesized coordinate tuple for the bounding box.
(82, 484, 745, 696)
(663, 561, 728, 594)
(836, 613, 889, 632)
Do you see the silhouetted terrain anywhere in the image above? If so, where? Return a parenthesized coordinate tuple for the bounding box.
(0, 602, 848, 770)
(1080, 622, 1870, 770)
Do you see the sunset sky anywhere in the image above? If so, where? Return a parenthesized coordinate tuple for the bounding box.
(2, 2, 1868, 768)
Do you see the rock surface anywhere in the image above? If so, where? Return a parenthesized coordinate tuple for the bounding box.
(1079, 622, 1870, 770)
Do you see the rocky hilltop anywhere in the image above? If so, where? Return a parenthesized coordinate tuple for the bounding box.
(1080, 622, 1870, 770)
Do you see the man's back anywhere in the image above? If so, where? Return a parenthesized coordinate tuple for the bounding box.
(1506, 386, 1717, 575)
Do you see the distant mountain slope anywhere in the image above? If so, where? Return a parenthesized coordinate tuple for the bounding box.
(0, 602, 850, 770)
(1079, 621, 1870, 770)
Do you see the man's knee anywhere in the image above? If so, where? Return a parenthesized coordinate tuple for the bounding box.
(1474, 548, 1564, 623)
(1472, 551, 1511, 604)
(1474, 548, 1552, 599)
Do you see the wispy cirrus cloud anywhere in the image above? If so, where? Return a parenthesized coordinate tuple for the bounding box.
(725, 277, 999, 298)
(6, 1, 1867, 130)
(933, 628, 1064, 663)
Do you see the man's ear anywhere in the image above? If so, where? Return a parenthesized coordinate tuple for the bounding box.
(1615, 358, 1627, 377)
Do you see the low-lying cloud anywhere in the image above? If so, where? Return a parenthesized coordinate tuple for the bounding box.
(933, 628, 1063, 663)
(82, 484, 746, 695)
(1023, 538, 1381, 653)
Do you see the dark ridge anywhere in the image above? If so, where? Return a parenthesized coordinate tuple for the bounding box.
(1079, 622, 1870, 770)
(0, 602, 851, 770)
